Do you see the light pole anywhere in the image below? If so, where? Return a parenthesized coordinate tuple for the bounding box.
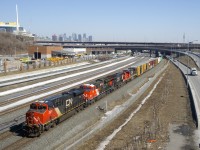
(186, 40, 198, 88)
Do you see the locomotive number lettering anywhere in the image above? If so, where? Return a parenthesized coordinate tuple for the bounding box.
(66, 98, 73, 107)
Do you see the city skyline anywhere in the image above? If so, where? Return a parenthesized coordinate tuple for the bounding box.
(0, 0, 200, 43)
(51, 33, 93, 42)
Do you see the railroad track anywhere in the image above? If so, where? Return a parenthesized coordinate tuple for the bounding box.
(0, 60, 116, 106)
(0, 69, 104, 107)
(0, 57, 126, 89)
(0, 58, 127, 99)
(0, 72, 101, 115)
(0, 58, 165, 150)
(0, 61, 112, 91)
(0, 58, 142, 116)
(1, 135, 33, 150)
(0, 115, 25, 132)
(0, 57, 140, 108)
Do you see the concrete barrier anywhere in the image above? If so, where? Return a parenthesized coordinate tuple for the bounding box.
(171, 59, 200, 128)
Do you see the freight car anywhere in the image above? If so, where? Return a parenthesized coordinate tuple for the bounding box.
(24, 57, 161, 137)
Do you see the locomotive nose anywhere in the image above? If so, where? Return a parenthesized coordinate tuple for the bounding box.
(26, 112, 34, 125)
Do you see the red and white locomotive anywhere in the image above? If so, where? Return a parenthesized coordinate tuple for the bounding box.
(24, 58, 159, 136)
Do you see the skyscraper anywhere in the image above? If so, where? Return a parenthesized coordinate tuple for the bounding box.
(52, 34, 57, 41)
(68, 36, 72, 41)
(72, 33, 77, 41)
(83, 33, 87, 42)
(78, 34, 82, 42)
(89, 36, 92, 42)
(59, 35, 63, 41)
(83, 33, 86, 39)
(63, 33, 67, 41)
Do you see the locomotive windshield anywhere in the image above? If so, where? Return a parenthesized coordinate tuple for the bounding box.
(30, 103, 37, 109)
(38, 105, 46, 110)
(30, 103, 47, 112)
(85, 88, 91, 91)
(80, 86, 91, 91)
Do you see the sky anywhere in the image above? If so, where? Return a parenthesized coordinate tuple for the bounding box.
(0, 0, 200, 42)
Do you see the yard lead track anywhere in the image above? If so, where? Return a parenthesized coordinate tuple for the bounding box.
(0, 57, 143, 115)
(0, 57, 128, 88)
(0, 58, 166, 150)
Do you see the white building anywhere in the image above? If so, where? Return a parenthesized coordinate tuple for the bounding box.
(63, 48, 86, 54)
(0, 5, 34, 37)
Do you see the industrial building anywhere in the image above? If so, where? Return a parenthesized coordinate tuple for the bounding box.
(28, 46, 88, 59)
(28, 45, 63, 59)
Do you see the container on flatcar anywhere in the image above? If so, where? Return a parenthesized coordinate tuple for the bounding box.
(140, 65, 144, 75)
(146, 62, 150, 70)
(143, 64, 147, 72)
(130, 66, 140, 76)
(149, 60, 154, 68)
(154, 58, 158, 66)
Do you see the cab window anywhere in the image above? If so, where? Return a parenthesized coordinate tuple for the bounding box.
(38, 105, 46, 110)
(30, 103, 37, 109)
(85, 87, 91, 91)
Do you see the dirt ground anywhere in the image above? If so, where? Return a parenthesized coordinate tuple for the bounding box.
(177, 55, 199, 70)
(77, 62, 195, 150)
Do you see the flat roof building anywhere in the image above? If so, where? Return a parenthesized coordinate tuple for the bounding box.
(0, 22, 33, 37)
(28, 45, 63, 59)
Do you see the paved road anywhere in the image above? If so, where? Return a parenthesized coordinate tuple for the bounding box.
(174, 50, 200, 68)
(173, 59, 200, 126)
(187, 52, 200, 68)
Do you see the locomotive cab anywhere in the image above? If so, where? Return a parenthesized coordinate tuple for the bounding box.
(25, 101, 58, 137)
(122, 70, 131, 82)
(26, 102, 48, 125)
(80, 84, 99, 102)
(25, 102, 49, 136)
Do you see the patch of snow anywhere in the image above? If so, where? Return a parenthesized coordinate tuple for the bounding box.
(0, 59, 138, 112)
(0, 58, 134, 96)
(96, 76, 163, 150)
(0, 62, 90, 82)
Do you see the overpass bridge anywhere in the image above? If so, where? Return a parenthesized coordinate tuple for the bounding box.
(35, 41, 200, 55)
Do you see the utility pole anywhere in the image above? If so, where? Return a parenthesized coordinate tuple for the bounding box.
(105, 100, 107, 112)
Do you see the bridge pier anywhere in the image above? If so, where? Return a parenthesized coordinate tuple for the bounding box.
(130, 49, 136, 56)
(149, 50, 152, 57)
(155, 50, 159, 57)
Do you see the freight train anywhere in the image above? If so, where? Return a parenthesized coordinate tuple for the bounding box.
(24, 58, 161, 137)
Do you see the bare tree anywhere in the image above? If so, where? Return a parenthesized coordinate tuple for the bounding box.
(0, 32, 33, 55)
